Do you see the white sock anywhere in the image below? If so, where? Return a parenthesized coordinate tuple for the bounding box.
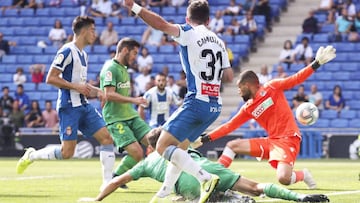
(222, 146, 236, 159)
(170, 148, 211, 183)
(100, 150, 115, 184)
(156, 162, 182, 197)
(29, 146, 61, 160)
(290, 171, 296, 184)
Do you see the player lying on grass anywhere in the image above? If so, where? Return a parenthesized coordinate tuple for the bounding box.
(201, 45, 336, 189)
(78, 128, 329, 203)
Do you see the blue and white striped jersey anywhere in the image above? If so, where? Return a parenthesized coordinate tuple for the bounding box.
(142, 86, 182, 127)
(50, 42, 88, 109)
(173, 24, 231, 104)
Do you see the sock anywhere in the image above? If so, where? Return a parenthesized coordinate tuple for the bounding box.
(290, 170, 304, 184)
(156, 162, 182, 198)
(113, 155, 138, 176)
(262, 183, 300, 201)
(168, 147, 211, 183)
(218, 146, 236, 167)
(99, 144, 115, 184)
(29, 146, 62, 160)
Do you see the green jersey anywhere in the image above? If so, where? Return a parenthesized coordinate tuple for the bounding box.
(128, 149, 240, 200)
(100, 59, 138, 124)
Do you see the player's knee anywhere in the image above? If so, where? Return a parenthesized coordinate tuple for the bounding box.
(132, 149, 144, 162)
(162, 145, 177, 161)
(278, 176, 291, 185)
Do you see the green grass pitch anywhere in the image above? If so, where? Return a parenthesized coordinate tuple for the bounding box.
(1, 158, 360, 203)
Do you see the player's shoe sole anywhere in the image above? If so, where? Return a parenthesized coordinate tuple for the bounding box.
(199, 174, 219, 203)
(298, 194, 330, 202)
(303, 168, 317, 189)
(16, 147, 35, 174)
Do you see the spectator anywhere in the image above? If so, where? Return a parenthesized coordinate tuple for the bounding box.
(317, 0, 334, 13)
(14, 84, 30, 113)
(166, 75, 180, 95)
(42, 100, 58, 129)
(48, 0, 62, 7)
(26, 0, 44, 11)
(209, 10, 225, 36)
(100, 21, 119, 47)
(254, 0, 272, 32)
(160, 20, 177, 47)
(24, 100, 44, 128)
(136, 47, 153, 73)
(48, 19, 67, 48)
(176, 70, 187, 99)
(257, 65, 272, 85)
(325, 85, 345, 112)
(353, 10, 360, 33)
(161, 65, 169, 76)
(109, 2, 123, 18)
(333, 8, 353, 42)
(149, 0, 167, 7)
(141, 26, 163, 47)
(168, 0, 185, 7)
(302, 9, 319, 34)
(292, 84, 309, 110)
(0, 32, 17, 60)
(241, 0, 256, 13)
(29, 64, 46, 89)
(273, 64, 288, 79)
(292, 36, 313, 65)
(88, 0, 112, 18)
(279, 40, 295, 69)
(344, 0, 356, 19)
(238, 11, 258, 49)
(13, 67, 27, 85)
(308, 84, 324, 110)
(0, 86, 14, 116)
(224, 17, 240, 36)
(9, 100, 25, 132)
(135, 65, 152, 95)
(223, 0, 242, 16)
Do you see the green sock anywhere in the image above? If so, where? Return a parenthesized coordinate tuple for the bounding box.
(263, 183, 300, 201)
(113, 155, 138, 176)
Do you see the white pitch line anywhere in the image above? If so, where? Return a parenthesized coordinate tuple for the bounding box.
(0, 175, 71, 181)
(256, 190, 360, 202)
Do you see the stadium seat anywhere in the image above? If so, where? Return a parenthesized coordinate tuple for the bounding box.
(312, 119, 329, 128)
(121, 17, 136, 25)
(159, 45, 175, 53)
(333, 42, 355, 52)
(25, 46, 43, 55)
(177, 6, 187, 15)
(161, 7, 177, 16)
(347, 100, 360, 110)
(92, 45, 109, 54)
(343, 81, 360, 90)
(36, 8, 50, 16)
(18, 55, 33, 64)
(332, 53, 347, 62)
(234, 35, 250, 45)
(322, 63, 341, 71)
(221, 35, 233, 44)
(0, 0, 12, 7)
(348, 119, 360, 128)
(314, 72, 332, 80)
(8, 17, 24, 26)
(37, 84, 53, 91)
(2, 55, 17, 64)
(33, 55, 50, 64)
(0, 74, 13, 83)
(3, 8, 18, 17)
(332, 71, 350, 81)
(313, 34, 329, 43)
(339, 110, 357, 119)
(50, 7, 65, 17)
(321, 110, 338, 119)
(320, 24, 335, 33)
(44, 46, 58, 55)
(20, 8, 35, 17)
(64, 7, 80, 17)
(330, 119, 349, 128)
(88, 55, 99, 64)
(14, 27, 31, 36)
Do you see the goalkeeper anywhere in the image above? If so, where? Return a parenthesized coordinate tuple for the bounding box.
(79, 127, 329, 203)
(200, 46, 336, 190)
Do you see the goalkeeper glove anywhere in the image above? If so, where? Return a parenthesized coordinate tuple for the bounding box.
(312, 45, 336, 70)
(200, 133, 211, 143)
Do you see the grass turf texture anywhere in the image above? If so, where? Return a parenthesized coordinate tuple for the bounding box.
(1, 158, 360, 203)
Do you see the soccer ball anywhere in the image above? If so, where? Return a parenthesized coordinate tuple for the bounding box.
(295, 102, 319, 126)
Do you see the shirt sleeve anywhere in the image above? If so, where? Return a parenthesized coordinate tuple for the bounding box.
(50, 47, 72, 72)
(172, 24, 191, 46)
(209, 107, 252, 141)
(102, 66, 117, 87)
(128, 160, 146, 180)
(266, 65, 314, 91)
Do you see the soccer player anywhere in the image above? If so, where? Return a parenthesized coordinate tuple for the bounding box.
(99, 38, 152, 182)
(123, 0, 234, 202)
(16, 16, 115, 189)
(138, 72, 183, 128)
(78, 127, 330, 203)
(201, 46, 336, 189)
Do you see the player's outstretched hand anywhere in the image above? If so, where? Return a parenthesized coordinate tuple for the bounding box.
(315, 45, 336, 65)
(200, 133, 211, 144)
(77, 197, 99, 202)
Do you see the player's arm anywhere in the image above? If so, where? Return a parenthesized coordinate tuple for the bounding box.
(270, 45, 336, 90)
(203, 108, 251, 142)
(138, 104, 146, 120)
(103, 86, 147, 106)
(123, 0, 180, 37)
(78, 172, 134, 202)
(46, 68, 91, 97)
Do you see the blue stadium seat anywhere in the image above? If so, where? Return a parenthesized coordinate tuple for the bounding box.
(18, 37, 37, 46)
(23, 18, 41, 27)
(44, 46, 58, 55)
(159, 45, 175, 53)
(321, 110, 338, 119)
(144, 45, 158, 54)
(177, 6, 187, 15)
(36, 8, 50, 16)
(350, 72, 360, 80)
(61, 0, 76, 7)
(343, 81, 360, 90)
(2, 55, 16, 64)
(18, 55, 33, 64)
(314, 72, 332, 80)
(38, 84, 53, 91)
(254, 15, 266, 25)
(347, 53, 360, 62)
(121, 17, 136, 25)
(339, 110, 357, 119)
(64, 7, 80, 16)
(106, 17, 120, 25)
(42, 92, 58, 100)
(14, 27, 31, 36)
(349, 119, 360, 128)
(88, 55, 99, 64)
(333, 42, 355, 52)
(332, 71, 350, 81)
(8, 17, 24, 26)
(221, 35, 233, 44)
(50, 7, 65, 17)
(340, 62, 358, 71)
(234, 35, 250, 44)
(347, 100, 360, 110)
(332, 53, 347, 62)
(26, 46, 43, 55)
(0, 27, 14, 36)
(312, 119, 329, 128)
(320, 24, 334, 33)
(62, 17, 75, 27)
(0, 18, 8, 26)
(330, 119, 349, 128)
(161, 7, 177, 16)
(313, 34, 329, 43)
(3, 8, 18, 17)
(92, 45, 109, 54)
(39, 17, 56, 26)
(20, 8, 35, 17)
(0, 0, 12, 7)
(0, 74, 13, 83)
(33, 55, 50, 64)
(342, 91, 353, 100)
(28, 92, 42, 101)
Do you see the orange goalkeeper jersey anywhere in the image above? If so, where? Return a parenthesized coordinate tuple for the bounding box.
(209, 65, 315, 141)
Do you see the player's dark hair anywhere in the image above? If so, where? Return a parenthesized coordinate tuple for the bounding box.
(147, 127, 162, 149)
(72, 16, 95, 35)
(116, 37, 140, 53)
(238, 70, 259, 85)
(2, 86, 9, 91)
(156, 72, 166, 78)
(187, 0, 210, 25)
